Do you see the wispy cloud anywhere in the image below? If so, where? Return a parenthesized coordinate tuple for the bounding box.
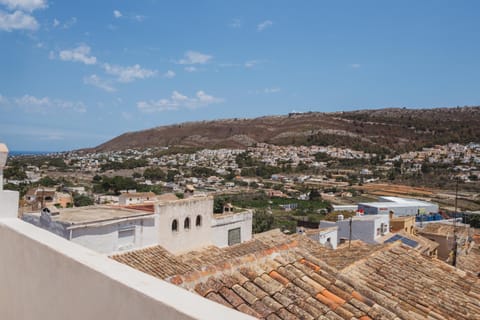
(163, 70, 175, 78)
(229, 18, 241, 28)
(257, 20, 272, 31)
(264, 87, 280, 94)
(9, 94, 87, 113)
(350, 63, 361, 69)
(83, 74, 116, 92)
(113, 9, 122, 18)
(245, 60, 261, 68)
(103, 63, 157, 82)
(184, 66, 197, 72)
(0, 0, 47, 12)
(137, 90, 223, 112)
(0, 10, 38, 31)
(58, 44, 97, 65)
(61, 16, 77, 29)
(178, 50, 212, 65)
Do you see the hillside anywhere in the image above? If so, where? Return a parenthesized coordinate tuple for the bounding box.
(92, 107, 480, 154)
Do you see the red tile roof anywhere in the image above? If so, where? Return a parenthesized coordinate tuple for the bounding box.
(111, 230, 480, 319)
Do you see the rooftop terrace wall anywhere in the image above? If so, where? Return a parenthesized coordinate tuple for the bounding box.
(0, 217, 254, 320)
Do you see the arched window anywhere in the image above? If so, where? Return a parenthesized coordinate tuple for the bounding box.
(184, 217, 190, 230)
(171, 219, 178, 232)
(196, 215, 202, 227)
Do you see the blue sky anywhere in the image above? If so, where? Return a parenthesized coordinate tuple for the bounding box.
(1, 0, 480, 151)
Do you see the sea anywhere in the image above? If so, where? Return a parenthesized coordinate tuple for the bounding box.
(9, 151, 57, 157)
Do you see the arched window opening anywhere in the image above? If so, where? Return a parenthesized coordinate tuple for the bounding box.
(172, 219, 178, 232)
(184, 217, 190, 230)
(196, 215, 202, 227)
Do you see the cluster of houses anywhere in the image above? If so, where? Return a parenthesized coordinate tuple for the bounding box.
(1, 141, 479, 319)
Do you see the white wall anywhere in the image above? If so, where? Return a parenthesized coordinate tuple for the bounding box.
(211, 211, 253, 247)
(0, 218, 254, 320)
(22, 213, 159, 255)
(320, 215, 390, 244)
(71, 216, 158, 254)
(317, 229, 338, 249)
(156, 197, 213, 253)
(0, 190, 19, 218)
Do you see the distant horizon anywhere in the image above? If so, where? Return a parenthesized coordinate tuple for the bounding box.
(3, 0, 480, 151)
(4, 104, 479, 153)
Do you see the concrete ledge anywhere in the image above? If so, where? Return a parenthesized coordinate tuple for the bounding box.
(0, 218, 254, 320)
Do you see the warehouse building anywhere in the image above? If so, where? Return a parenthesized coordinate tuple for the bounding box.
(358, 196, 438, 216)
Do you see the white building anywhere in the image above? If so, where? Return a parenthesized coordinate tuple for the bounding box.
(119, 191, 156, 205)
(211, 210, 253, 247)
(23, 195, 253, 255)
(319, 214, 390, 244)
(358, 196, 439, 216)
(156, 196, 253, 253)
(298, 226, 339, 249)
(22, 206, 158, 254)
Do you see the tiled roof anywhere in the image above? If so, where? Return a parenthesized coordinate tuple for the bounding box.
(111, 245, 193, 279)
(457, 241, 480, 276)
(187, 244, 480, 319)
(342, 244, 480, 319)
(377, 231, 439, 256)
(112, 230, 480, 319)
(111, 229, 296, 279)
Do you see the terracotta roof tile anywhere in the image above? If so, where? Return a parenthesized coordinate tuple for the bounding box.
(112, 229, 480, 319)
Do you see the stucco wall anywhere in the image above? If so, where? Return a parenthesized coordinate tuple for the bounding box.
(157, 197, 213, 253)
(211, 211, 253, 247)
(22, 213, 159, 254)
(0, 218, 254, 320)
(320, 216, 389, 244)
(71, 216, 158, 254)
(0, 190, 19, 218)
(317, 229, 338, 249)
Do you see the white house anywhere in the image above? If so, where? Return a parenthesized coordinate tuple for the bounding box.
(119, 191, 156, 205)
(22, 206, 158, 254)
(319, 214, 390, 244)
(156, 196, 253, 254)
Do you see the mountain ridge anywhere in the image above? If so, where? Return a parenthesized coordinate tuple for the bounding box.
(89, 107, 480, 154)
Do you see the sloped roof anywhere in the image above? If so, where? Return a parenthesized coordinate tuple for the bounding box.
(111, 230, 480, 319)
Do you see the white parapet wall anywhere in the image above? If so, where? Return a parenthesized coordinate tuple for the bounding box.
(0, 190, 19, 218)
(0, 218, 254, 320)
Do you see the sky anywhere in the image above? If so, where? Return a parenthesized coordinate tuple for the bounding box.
(1, 0, 480, 151)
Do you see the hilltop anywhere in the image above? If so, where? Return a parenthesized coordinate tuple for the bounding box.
(91, 107, 480, 154)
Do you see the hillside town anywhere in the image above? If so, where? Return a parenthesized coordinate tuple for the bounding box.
(1, 141, 480, 319)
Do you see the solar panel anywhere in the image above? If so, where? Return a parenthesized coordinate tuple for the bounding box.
(384, 234, 418, 248)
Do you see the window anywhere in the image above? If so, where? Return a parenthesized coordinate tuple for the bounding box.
(172, 219, 178, 232)
(184, 217, 190, 230)
(118, 227, 135, 250)
(228, 228, 241, 246)
(195, 215, 202, 227)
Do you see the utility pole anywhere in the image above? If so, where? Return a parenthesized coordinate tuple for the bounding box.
(349, 217, 352, 249)
(452, 177, 459, 267)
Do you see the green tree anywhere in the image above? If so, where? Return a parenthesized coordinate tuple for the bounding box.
(38, 176, 57, 187)
(252, 209, 274, 233)
(309, 189, 321, 201)
(73, 194, 94, 207)
(143, 167, 166, 181)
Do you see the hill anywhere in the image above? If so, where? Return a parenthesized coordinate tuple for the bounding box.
(91, 107, 480, 154)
